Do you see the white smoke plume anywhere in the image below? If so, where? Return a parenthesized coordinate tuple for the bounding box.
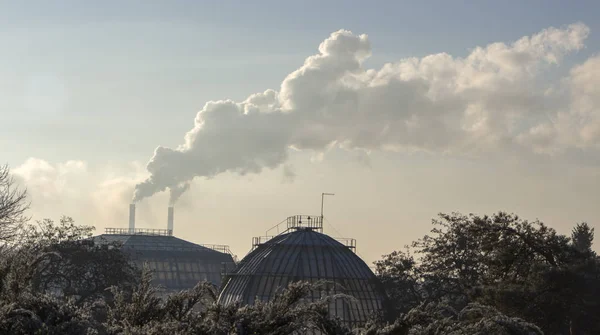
(169, 182, 190, 205)
(133, 23, 594, 203)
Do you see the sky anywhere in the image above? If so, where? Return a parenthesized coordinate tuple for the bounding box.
(2, 1, 600, 264)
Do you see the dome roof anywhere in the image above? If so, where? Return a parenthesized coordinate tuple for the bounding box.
(218, 226, 387, 328)
(94, 232, 235, 291)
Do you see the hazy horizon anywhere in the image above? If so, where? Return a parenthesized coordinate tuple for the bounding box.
(3, 1, 600, 264)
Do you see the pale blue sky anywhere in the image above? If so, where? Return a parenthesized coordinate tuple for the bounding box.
(2, 1, 600, 262)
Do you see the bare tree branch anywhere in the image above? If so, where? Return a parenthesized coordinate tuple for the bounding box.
(0, 164, 30, 242)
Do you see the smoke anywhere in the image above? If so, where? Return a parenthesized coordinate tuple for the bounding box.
(169, 182, 190, 205)
(133, 23, 592, 203)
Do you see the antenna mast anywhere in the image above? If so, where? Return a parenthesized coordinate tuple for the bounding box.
(321, 192, 335, 221)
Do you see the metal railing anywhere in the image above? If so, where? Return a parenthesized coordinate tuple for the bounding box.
(104, 228, 173, 236)
(252, 236, 275, 250)
(200, 244, 232, 255)
(249, 215, 359, 254)
(103, 228, 237, 259)
(334, 238, 356, 252)
(286, 215, 323, 232)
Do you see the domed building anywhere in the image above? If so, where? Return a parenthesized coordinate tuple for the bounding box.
(94, 205, 236, 293)
(218, 215, 388, 329)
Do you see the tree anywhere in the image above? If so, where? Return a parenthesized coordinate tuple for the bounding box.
(374, 248, 423, 316)
(0, 217, 138, 306)
(358, 303, 543, 335)
(24, 217, 139, 305)
(376, 211, 600, 334)
(0, 164, 29, 242)
(0, 292, 100, 334)
(571, 222, 595, 255)
(105, 264, 165, 333)
(405, 302, 543, 335)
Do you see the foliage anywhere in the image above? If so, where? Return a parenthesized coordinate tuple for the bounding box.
(358, 302, 543, 335)
(405, 302, 543, 335)
(375, 211, 600, 334)
(572, 222, 595, 255)
(0, 293, 99, 335)
(374, 248, 423, 316)
(10, 217, 139, 306)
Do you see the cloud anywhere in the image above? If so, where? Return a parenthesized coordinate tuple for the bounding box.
(13, 158, 89, 200)
(517, 54, 600, 154)
(573, 56, 600, 144)
(13, 158, 149, 228)
(354, 150, 372, 168)
(133, 23, 593, 202)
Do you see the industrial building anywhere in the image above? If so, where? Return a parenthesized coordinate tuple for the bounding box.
(94, 204, 236, 292)
(218, 215, 388, 329)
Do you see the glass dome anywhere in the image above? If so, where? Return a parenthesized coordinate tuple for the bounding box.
(218, 217, 388, 328)
(94, 229, 236, 291)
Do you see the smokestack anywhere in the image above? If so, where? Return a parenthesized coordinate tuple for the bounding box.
(129, 204, 136, 232)
(167, 206, 174, 235)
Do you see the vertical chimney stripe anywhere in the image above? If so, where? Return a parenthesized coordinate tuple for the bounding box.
(129, 204, 136, 232)
(167, 206, 174, 235)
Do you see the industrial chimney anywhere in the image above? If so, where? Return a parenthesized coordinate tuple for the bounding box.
(129, 204, 136, 232)
(167, 206, 174, 235)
